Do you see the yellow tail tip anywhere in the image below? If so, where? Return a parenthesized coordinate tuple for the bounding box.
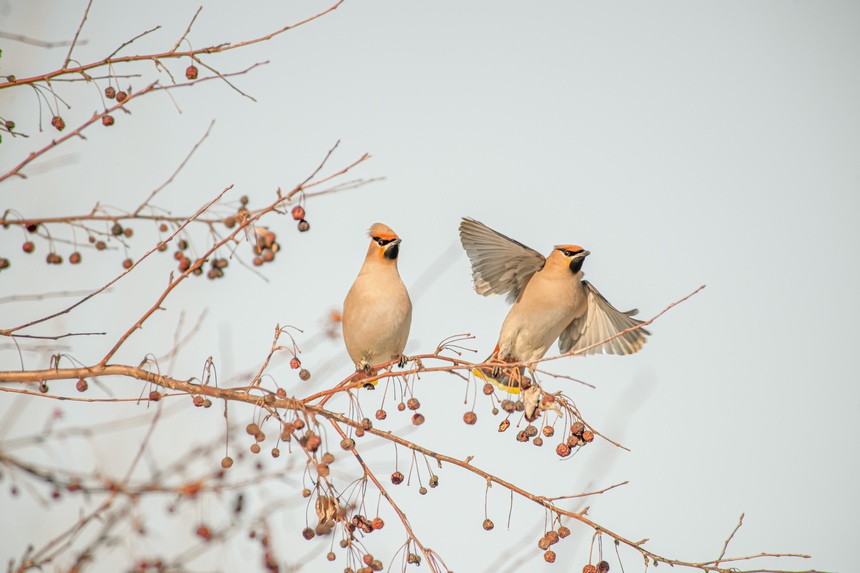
(472, 367, 520, 395)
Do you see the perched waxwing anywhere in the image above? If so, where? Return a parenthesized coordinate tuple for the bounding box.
(459, 218, 648, 392)
(342, 223, 412, 378)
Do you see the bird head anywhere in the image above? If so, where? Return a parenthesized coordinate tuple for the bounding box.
(552, 244, 590, 274)
(367, 223, 402, 262)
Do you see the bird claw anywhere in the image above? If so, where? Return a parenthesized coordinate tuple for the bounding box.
(397, 354, 408, 368)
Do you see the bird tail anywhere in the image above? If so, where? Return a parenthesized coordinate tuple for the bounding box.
(472, 352, 525, 394)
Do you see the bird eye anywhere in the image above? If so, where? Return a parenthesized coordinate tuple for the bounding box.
(562, 249, 573, 257)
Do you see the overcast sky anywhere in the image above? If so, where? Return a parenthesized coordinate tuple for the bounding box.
(1, 2, 858, 572)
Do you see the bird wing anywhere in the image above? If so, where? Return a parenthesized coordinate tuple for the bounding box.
(558, 281, 649, 355)
(459, 218, 546, 304)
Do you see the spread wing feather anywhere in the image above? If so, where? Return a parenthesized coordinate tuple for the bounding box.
(459, 218, 545, 304)
(558, 281, 649, 355)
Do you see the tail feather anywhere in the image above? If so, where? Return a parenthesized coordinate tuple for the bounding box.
(473, 352, 525, 394)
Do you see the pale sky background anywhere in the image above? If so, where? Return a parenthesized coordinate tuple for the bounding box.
(1, 1, 858, 572)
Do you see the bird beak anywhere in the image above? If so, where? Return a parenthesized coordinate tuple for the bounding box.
(390, 238, 402, 246)
(575, 250, 591, 260)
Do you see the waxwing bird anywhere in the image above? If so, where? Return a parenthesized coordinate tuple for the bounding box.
(342, 223, 413, 379)
(459, 218, 648, 392)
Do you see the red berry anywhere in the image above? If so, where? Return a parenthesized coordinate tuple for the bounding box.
(102, 114, 115, 126)
(291, 205, 305, 220)
(463, 411, 477, 425)
(116, 91, 128, 103)
(69, 252, 82, 264)
(185, 65, 199, 80)
(105, 86, 116, 99)
(290, 357, 301, 369)
(22, 241, 35, 253)
(51, 116, 65, 131)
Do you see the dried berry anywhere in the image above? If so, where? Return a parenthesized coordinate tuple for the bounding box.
(482, 383, 494, 395)
(116, 90, 128, 103)
(501, 399, 515, 413)
(538, 536, 551, 550)
(102, 114, 115, 126)
(321, 452, 335, 464)
(556, 443, 571, 457)
(305, 433, 322, 452)
(396, 402, 406, 412)
(123, 227, 133, 238)
(542, 426, 555, 437)
(545, 531, 559, 545)
(597, 561, 610, 573)
(498, 419, 510, 432)
(411, 413, 425, 426)
(105, 86, 116, 99)
(583, 565, 598, 573)
(271, 448, 280, 458)
(51, 116, 65, 131)
(340, 438, 355, 450)
(429, 475, 439, 488)
(5, 119, 15, 130)
(581, 430, 595, 443)
(149, 391, 161, 401)
(291, 205, 305, 220)
(122, 258, 133, 269)
(299, 368, 311, 381)
(516, 430, 529, 442)
(463, 411, 477, 425)
(533, 437, 543, 447)
(571, 421, 585, 436)
(419, 486, 427, 495)
(250, 443, 261, 454)
(558, 526, 571, 538)
(196, 525, 212, 541)
(359, 418, 372, 431)
(390, 471, 404, 485)
(524, 424, 538, 437)
(290, 356, 301, 369)
(76, 379, 88, 392)
(246, 423, 260, 435)
(22, 241, 35, 253)
(326, 552, 336, 561)
(363, 554, 374, 566)
(185, 64, 199, 80)
(375, 409, 387, 420)
(69, 252, 81, 264)
(297, 219, 310, 232)
(482, 518, 494, 531)
(193, 395, 204, 407)
(371, 517, 384, 530)
(544, 550, 556, 564)
(301, 527, 315, 540)
(406, 397, 420, 410)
